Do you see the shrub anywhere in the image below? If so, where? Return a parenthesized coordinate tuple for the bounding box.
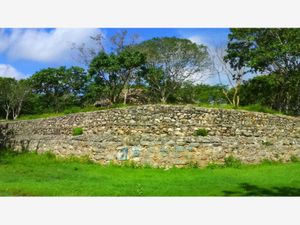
(262, 140, 273, 146)
(186, 160, 199, 168)
(206, 162, 223, 169)
(72, 127, 83, 136)
(121, 160, 141, 168)
(42, 151, 56, 159)
(224, 156, 242, 168)
(290, 155, 299, 163)
(64, 154, 93, 164)
(260, 159, 280, 165)
(195, 128, 208, 136)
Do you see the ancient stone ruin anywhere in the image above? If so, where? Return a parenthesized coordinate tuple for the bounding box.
(1, 105, 300, 167)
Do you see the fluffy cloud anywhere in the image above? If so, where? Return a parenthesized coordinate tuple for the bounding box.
(188, 35, 205, 45)
(0, 28, 101, 63)
(0, 64, 24, 79)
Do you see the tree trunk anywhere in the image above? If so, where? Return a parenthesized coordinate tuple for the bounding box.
(5, 112, 9, 120)
(160, 96, 167, 104)
(4, 105, 10, 120)
(123, 88, 128, 105)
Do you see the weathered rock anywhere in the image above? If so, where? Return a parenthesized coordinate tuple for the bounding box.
(1, 104, 299, 167)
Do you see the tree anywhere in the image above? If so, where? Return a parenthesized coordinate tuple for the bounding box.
(0, 77, 31, 120)
(88, 48, 146, 103)
(168, 81, 227, 104)
(0, 77, 16, 120)
(71, 32, 104, 66)
(225, 28, 300, 114)
(239, 74, 281, 108)
(72, 29, 140, 66)
(210, 44, 247, 107)
(30, 66, 88, 112)
(136, 37, 210, 103)
(225, 28, 300, 76)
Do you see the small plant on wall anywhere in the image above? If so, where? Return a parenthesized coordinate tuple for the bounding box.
(195, 128, 208, 136)
(72, 127, 83, 136)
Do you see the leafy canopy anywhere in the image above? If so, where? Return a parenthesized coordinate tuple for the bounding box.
(225, 28, 300, 75)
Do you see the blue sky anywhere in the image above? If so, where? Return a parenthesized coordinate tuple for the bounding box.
(0, 28, 230, 83)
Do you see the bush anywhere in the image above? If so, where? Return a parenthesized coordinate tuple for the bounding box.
(262, 140, 273, 146)
(186, 160, 199, 168)
(206, 162, 223, 169)
(42, 151, 56, 159)
(224, 156, 242, 168)
(260, 159, 281, 165)
(290, 155, 299, 163)
(72, 127, 83, 136)
(121, 160, 142, 168)
(195, 128, 208, 136)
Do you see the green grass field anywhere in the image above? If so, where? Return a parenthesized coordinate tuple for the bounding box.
(0, 151, 300, 196)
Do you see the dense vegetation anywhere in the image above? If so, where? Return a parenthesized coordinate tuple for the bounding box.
(0, 28, 299, 120)
(0, 150, 299, 196)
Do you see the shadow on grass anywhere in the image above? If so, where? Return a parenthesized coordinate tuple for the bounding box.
(223, 183, 300, 196)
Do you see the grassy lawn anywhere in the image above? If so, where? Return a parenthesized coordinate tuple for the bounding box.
(0, 151, 300, 196)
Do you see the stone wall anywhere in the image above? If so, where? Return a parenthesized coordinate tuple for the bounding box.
(1, 105, 300, 167)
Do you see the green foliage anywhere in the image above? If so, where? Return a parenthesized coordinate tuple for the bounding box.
(120, 160, 142, 168)
(136, 37, 210, 103)
(262, 140, 273, 146)
(225, 28, 300, 115)
(206, 162, 223, 169)
(43, 151, 56, 159)
(168, 82, 227, 104)
(224, 156, 242, 168)
(88, 48, 146, 103)
(29, 66, 88, 113)
(186, 161, 200, 168)
(238, 74, 297, 115)
(240, 104, 282, 115)
(72, 127, 83, 136)
(260, 159, 281, 165)
(63, 106, 83, 114)
(290, 155, 299, 163)
(195, 128, 208, 136)
(62, 154, 93, 164)
(225, 28, 300, 75)
(239, 75, 279, 107)
(0, 77, 31, 120)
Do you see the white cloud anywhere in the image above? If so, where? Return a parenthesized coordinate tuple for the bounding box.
(188, 35, 204, 45)
(0, 64, 24, 79)
(0, 28, 102, 63)
(187, 35, 213, 48)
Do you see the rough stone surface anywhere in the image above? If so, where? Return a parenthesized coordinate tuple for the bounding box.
(1, 105, 300, 167)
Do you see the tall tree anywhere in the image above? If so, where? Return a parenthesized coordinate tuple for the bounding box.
(0, 77, 31, 120)
(225, 28, 300, 76)
(72, 29, 140, 66)
(136, 37, 210, 103)
(71, 32, 104, 66)
(30, 66, 87, 112)
(210, 44, 247, 107)
(225, 28, 300, 114)
(88, 48, 146, 103)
